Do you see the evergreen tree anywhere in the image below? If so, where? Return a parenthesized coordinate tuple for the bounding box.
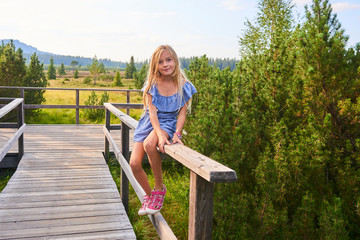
(74, 68, 79, 79)
(114, 71, 123, 86)
(0, 40, 27, 98)
(125, 56, 136, 79)
(24, 53, 47, 119)
(47, 57, 56, 79)
(133, 64, 148, 89)
(296, 0, 360, 236)
(58, 63, 66, 76)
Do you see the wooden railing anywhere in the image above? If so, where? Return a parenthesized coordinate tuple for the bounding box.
(103, 103, 237, 240)
(0, 86, 143, 124)
(0, 98, 26, 168)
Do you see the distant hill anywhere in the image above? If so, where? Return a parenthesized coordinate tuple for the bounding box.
(1, 39, 238, 70)
(1, 39, 127, 68)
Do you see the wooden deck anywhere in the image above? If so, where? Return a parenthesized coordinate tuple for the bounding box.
(0, 125, 136, 240)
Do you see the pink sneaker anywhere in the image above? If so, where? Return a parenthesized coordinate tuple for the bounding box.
(138, 195, 151, 216)
(146, 185, 167, 215)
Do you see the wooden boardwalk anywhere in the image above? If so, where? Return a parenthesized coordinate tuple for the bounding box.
(0, 125, 136, 240)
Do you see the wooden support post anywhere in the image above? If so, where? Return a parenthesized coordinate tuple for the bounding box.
(76, 90, 80, 125)
(126, 91, 130, 116)
(104, 109, 111, 163)
(188, 171, 214, 240)
(121, 122, 130, 213)
(17, 100, 24, 159)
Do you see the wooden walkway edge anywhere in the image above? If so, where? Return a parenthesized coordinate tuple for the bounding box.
(0, 125, 136, 240)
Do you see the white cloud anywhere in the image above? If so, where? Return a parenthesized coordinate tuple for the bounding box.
(332, 2, 360, 12)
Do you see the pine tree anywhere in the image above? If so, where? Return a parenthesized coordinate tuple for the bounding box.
(296, 0, 360, 237)
(74, 68, 79, 79)
(125, 56, 136, 79)
(114, 71, 123, 86)
(58, 63, 66, 76)
(24, 53, 47, 118)
(0, 40, 27, 98)
(47, 57, 56, 79)
(133, 64, 148, 89)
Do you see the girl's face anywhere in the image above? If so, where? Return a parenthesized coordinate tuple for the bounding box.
(158, 50, 175, 77)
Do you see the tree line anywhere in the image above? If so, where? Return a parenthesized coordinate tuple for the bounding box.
(184, 0, 360, 239)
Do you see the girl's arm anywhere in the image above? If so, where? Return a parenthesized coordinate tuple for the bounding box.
(172, 101, 189, 144)
(147, 93, 170, 152)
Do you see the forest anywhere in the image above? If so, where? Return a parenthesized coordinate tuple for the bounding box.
(183, 0, 360, 238)
(1, 0, 360, 238)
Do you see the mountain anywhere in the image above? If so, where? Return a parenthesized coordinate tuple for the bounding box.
(1, 39, 52, 55)
(0, 39, 127, 68)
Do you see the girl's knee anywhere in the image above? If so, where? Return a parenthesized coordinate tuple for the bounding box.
(130, 158, 142, 172)
(143, 139, 157, 154)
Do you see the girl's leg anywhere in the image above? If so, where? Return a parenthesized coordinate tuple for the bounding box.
(143, 130, 169, 191)
(130, 142, 152, 196)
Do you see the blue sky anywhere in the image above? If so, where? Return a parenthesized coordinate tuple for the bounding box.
(1, 0, 359, 62)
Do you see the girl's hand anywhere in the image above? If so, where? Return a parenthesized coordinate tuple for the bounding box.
(158, 133, 170, 153)
(172, 133, 183, 145)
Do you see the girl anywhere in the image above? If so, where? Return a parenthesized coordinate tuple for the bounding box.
(130, 45, 197, 215)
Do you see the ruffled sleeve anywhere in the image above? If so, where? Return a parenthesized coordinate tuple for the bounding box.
(181, 81, 197, 106)
(145, 81, 197, 112)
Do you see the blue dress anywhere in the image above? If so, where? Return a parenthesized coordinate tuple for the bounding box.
(133, 81, 197, 142)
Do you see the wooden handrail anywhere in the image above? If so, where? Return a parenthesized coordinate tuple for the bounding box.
(0, 86, 143, 124)
(0, 98, 25, 167)
(104, 103, 237, 240)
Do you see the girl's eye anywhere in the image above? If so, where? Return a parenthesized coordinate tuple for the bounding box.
(159, 60, 163, 64)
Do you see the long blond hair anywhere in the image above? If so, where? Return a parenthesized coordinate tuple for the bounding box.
(142, 45, 189, 111)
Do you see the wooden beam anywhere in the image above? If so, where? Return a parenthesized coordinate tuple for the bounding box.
(0, 98, 23, 118)
(0, 124, 26, 162)
(104, 103, 139, 130)
(165, 143, 237, 183)
(188, 171, 214, 240)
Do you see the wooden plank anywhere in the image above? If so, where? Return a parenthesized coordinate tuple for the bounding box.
(0, 124, 26, 161)
(0, 125, 136, 239)
(0, 98, 23, 118)
(104, 103, 138, 130)
(165, 143, 237, 183)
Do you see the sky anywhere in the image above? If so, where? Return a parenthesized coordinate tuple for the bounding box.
(1, 0, 359, 62)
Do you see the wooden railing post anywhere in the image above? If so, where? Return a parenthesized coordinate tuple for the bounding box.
(104, 109, 111, 163)
(76, 90, 80, 125)
(126, 91, 130, 116)
(121, 122, 130, 213)
(17, 99, 24, 160)
(189, 171, 214, 240)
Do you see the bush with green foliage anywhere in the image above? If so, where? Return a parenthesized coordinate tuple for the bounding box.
(83, 91, 109, 122)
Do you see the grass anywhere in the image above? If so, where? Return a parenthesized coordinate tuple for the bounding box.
(27, 74, 143, 124)
(107, 156, 190, 240)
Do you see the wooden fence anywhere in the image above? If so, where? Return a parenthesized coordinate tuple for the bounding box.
(103, 103, 237, 240)
(0, 86, 143, 124)
(0, 98, 26, 168)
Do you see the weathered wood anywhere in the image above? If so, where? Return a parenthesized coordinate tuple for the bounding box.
(0, 98, 23, 118)
(165, 143, 237, 183)
(0, 124, 26, 162)
(0, 125, 136, 239)
(121, 122, 130, 212)
(188, 171, 214, 240)
(104, 103, 139, 130)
